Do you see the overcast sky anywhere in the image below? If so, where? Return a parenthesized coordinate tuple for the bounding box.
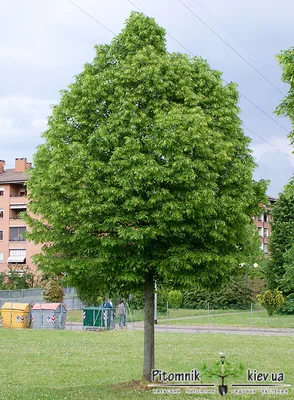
(0, 0, 293, 197)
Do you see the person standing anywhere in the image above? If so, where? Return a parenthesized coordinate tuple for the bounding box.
(117, 300, 126, 328)
(103, 298, 114, 328)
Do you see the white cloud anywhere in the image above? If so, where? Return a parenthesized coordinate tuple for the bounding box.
(0, 96, 55, 126)
(0, 116, 13, 130)
(251, 137, 294, 167)
(0, 95, 52, 166)
(31, 119, 48, 131)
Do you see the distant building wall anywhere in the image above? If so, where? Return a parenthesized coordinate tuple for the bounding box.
(252, 196, 277, 255)
(0, 158, 41, 274)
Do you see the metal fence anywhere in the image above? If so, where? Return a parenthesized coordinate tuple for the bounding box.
(0, 287, 77, 300)
(0, 287, 85, 314)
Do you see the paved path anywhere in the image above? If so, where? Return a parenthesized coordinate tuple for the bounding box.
(65, 320, 294, 336)
(153, 309, 264, 322)
(129, 322, 294, 336)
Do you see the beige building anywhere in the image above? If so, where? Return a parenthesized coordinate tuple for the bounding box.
(0, 158, 40, 274)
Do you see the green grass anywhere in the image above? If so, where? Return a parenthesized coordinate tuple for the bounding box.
(67, 308, 250, 323)
(159, 310, 294, 328)
(0, 328, 293, 399)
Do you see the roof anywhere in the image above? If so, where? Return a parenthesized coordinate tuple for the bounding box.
(0, 169, 29, 184)
(32, 303, 67, 311)
(1, 302, 30, 311)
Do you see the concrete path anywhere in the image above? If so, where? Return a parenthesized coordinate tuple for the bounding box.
(65, 320, 294, 336)
(129, 322, 294, 336)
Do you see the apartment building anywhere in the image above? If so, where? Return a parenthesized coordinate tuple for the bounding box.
(252, 196, 277, 254)
(0, 158, 41, 274)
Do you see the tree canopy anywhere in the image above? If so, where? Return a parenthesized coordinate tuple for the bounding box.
(265, 47, 294, 294)
(266, 183, 294, 291)
(275, 47, 294, 141)
(25, 12, 266, 379)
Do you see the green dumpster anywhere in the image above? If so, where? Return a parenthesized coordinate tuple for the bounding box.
(82, 307, 115, 330)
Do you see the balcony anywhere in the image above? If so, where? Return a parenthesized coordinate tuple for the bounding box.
(9, 183, 27, 198)
(10, 206, 26, 222)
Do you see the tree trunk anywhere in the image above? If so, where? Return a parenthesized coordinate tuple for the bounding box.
(143, 270, 154, 381)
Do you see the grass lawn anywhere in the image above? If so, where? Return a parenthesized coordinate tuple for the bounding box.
(67, 308, 249, 323)
(0, 328, 293, 399)
(159, 310, 294, 329)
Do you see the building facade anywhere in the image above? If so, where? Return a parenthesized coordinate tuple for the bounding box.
(0, 158, 41, 274)
(252, 196, 277, 254)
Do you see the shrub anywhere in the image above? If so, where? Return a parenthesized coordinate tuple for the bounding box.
(182, 276, 255, 310)
(278, 293, 294, 315)
(42, 279, 64, 302)
(256, 289, 284, 317)
(168, 290, 183, 309)
(0, 266, 34, 290)
(128, 287, 168, 313)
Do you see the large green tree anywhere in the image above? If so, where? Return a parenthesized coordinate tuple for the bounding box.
(275, 47, 294, 137)
(266, 47, 294, 293)
(266, 184, 294, 290)
(25, 12, 266, 380)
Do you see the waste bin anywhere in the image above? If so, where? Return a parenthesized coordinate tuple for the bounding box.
(31, 303, 67, 329)
(82, 307, 115, 330)
(1, 302, 31, 328)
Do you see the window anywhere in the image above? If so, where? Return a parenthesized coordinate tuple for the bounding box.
(9, 227, 26, 241)
(0, 187, 4, 196)
(0, 231, 3, 240)
(264, 228, 269, 237)
(8, 249, 26, 263)
(0, 208, 3, 218)
(258, 227, 263, 236)
(264, 213, 268, 223)
(264, 244, 268, 253)
(0, 252, 3, 262)
(258, 214, 264, 222)
(9, 249, 26, 257)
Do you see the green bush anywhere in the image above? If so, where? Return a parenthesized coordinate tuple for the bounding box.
(0, 266, 34, 290)
(128, 288, 168, 313)
(257, 289, 284, 317)
(278, 293, 294, 314)
(42, 279, 64, 302)
(182, 276, 255, 310)
(168, 290, 183, 309)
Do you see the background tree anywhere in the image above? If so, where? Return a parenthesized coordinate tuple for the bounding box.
(25, 12, 266, 380)
(275, 47, 294, 133)
(265, 47, 294, 296)
(43, 279, 64, 303)
(265, 183, 294, 291)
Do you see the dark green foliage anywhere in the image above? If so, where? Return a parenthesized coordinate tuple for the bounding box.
(128, 291, 144, 310)
(277, 293, 294, 315)
(128, 287, 168, 313)
(266, 48, 294, 313)
(0, 266, 34, 290)
(42, 279, 64, 302)
(265, 185, 294, 292)
(0, 272, 5, 289)
(182, 276, 255, 310)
